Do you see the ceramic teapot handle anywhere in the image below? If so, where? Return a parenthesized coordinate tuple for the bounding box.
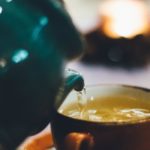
(54, 69, 84, 109)
(64, 132, 94, 150)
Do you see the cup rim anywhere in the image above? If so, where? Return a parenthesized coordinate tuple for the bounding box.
(58, 84, 150, 126)
(84, 84, 150, 92)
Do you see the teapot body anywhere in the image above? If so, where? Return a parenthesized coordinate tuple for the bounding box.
(0, 0, 84, 148)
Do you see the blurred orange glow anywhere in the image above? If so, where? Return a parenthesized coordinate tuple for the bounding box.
(99, 0, 149, 39)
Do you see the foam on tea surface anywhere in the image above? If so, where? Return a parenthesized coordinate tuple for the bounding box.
(59, 91, 150, 123)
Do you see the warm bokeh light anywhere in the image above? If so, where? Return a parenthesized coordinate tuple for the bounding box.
(99, 0, 149, 39)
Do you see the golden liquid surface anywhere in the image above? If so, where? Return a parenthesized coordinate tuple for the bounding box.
(59, 96, 150, 123)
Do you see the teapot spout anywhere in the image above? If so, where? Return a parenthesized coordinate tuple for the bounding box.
(55, 69, 84, 110)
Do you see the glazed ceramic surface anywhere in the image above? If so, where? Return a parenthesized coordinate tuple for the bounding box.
(0, 0, 84, 149)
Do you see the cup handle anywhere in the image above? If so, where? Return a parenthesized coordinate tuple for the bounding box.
(64, 132, 94, 150)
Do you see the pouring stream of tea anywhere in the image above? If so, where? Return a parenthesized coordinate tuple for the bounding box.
(77, 88, 88, 118)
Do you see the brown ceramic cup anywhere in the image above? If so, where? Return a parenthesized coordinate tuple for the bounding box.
(51, 84, 150, 150)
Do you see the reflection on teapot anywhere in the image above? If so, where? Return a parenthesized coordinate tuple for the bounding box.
(0, 0, 84, 149)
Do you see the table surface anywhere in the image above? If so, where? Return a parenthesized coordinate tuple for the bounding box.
(67, 61, 150, 89)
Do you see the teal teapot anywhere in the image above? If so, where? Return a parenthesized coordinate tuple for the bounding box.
(0, 0, 84, 149)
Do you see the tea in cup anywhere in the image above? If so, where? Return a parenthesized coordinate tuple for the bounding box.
(51, 84, 150, 150)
